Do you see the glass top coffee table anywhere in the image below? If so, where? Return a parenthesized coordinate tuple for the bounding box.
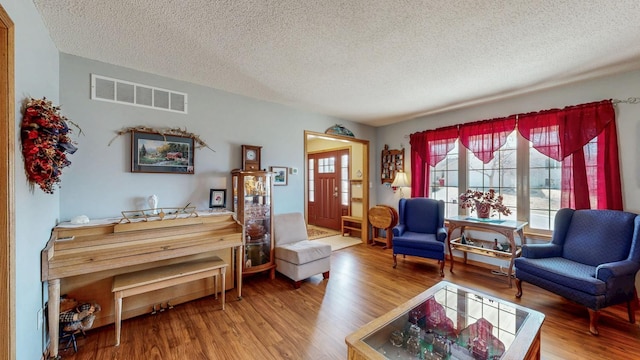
(346, 281, 544, 360)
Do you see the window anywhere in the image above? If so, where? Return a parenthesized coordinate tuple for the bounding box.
(431, 131, 555, 231)
(416, 101, 621, 233)
(318, 156, 335, 173)
(430, 139, 459, 218)
(467, 131, 517, 221)
(529, 144, 561, 230)
(308, 159, 315, 202)
(340, 154, 349, 206)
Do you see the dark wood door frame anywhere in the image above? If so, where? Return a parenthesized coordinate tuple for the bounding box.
(0, 4, 16, 360)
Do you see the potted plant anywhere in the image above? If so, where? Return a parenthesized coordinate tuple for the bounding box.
(459, 189, 511, 218)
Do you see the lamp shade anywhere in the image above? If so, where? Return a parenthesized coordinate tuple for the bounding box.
(391, 171, 410, 188)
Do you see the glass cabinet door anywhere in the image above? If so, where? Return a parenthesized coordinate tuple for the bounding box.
(232, 170, 275, 277)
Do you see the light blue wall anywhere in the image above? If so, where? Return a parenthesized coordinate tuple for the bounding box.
(58, 54, 376, 220)
(2, 0, 61, 359)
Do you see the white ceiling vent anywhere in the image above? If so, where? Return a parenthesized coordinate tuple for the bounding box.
(91, 74, 188, 114)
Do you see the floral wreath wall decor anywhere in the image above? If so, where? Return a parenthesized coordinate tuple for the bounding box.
(21, 97, 81, 194)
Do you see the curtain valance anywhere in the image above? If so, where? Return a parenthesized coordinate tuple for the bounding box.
(518, 100, 615, 161)
(408, 99, 622, 210)
(459, 116, 516, 164)
(409, 126, 458, 197)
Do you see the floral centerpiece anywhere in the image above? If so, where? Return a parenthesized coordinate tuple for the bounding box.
(21, 97, 79, 194)
(459, 189, 511, 218)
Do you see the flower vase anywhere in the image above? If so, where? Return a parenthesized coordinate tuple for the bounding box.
(475, 200, 491, 219)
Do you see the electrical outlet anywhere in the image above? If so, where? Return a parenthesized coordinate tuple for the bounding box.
(37, 308, 43, 330)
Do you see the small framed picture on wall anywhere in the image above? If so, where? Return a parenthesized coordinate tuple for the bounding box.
(270, 166, 288, 186)
(209, 189, 226, 208)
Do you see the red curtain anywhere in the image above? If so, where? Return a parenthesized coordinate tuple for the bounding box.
(518, 100, 621, 210)
(409, 126, 459, 197)
(459, 116, 517, 164)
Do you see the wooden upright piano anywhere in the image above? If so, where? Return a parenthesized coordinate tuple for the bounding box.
(41, 212, 243, 359)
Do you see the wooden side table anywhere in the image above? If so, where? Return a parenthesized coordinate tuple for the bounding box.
(341, 216, 363, 237)
(368, 205, 398, 249)
(446, 216, 527, 287)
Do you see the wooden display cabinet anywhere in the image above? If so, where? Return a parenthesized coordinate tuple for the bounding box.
(231, 169, 276, 278)
(380, 144, 404, 184)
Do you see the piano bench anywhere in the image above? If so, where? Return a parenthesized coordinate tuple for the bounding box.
(111, 257, 227, 346)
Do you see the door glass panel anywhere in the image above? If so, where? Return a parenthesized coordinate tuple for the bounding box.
(319, 156, 336, 173)
(341, 154, 349, 206)
(308, 159, 315, 202)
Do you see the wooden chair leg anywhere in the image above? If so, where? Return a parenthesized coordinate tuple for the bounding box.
(631, 288, 639, 323)
(322, 271, 330, 279)
(393, 254, 397, 268)
(588, 308, 600, 335)
(515, 278, 523, 298)
(293, 281, 302, 289)
(439, 259, 445, 277)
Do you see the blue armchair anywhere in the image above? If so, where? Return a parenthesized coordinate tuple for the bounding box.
(515, 208, 640, 335)
(392, 198, 447, 277)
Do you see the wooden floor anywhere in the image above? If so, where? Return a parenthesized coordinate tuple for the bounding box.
(58, 242, 639, 360)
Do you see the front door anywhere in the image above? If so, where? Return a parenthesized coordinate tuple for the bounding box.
(308, 150, 348, 230)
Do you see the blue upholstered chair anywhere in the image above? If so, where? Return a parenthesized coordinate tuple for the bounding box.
(392, 198, 447, 277)
(515, 208, 640, 335)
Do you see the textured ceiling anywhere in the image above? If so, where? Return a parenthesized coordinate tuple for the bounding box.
(33, 0, 640, 126)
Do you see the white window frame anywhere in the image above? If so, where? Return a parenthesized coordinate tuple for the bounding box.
(433, 131, 557, 235)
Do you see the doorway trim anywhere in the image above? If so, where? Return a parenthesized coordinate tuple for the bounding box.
(0, 4, 16, 360)
(304, 131, 369, 244)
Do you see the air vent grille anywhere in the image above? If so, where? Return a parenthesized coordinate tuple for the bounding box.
(91, 74, 188, 114)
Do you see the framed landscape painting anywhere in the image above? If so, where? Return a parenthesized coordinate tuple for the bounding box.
(131, 131, 195, 174)
(271, 166, 288, 186)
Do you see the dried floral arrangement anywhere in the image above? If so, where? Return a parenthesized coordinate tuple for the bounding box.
(108, 126, 215, 152)
(459, 189, 512, 217)
(21, 97, 80, 194)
